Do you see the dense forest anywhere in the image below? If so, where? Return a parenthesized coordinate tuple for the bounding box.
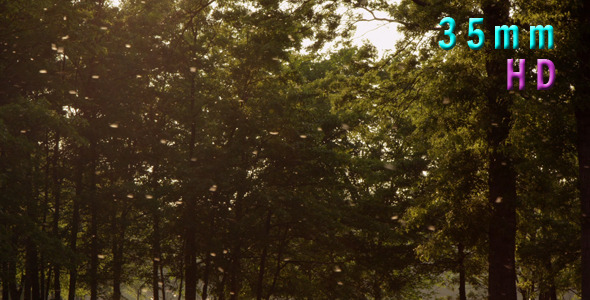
(1, 0, 589, 299)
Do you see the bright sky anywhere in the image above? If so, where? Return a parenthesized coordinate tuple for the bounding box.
(350, 8, 403, 55)
(108, 0, 402, 56)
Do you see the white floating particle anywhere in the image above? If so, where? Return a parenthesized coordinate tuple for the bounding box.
(210, 252, 216, 257)
(97, 254, 105, 259)
(61, 35, 69, 40)
(190, 67, 196, 72)
(217, 267, 224, 272)
(337, 281, 343, 286)
(125, 44, 131, 48)
(63, 16, 67, 21)
(391, 215, 398, 220)
(136, 74, 142, 78)
(20, 129, 27, 133)
(269, 131, 279, 135)
(92, 75, 99, 79)
(160, 139, 167, 144)
(146, 194, 153, 199)
(57, 47, 64, 54)
(288, 34, 294, 41)
(209, 185, 217, 192)
(317, 127, 323, 131)
(333, 266, 342, 272)
(427, 225, 436, 231)
(127, 194, 134, 199)
(299, 135, 307, 139)
(153, 257, 160, 262)
(51, 43, 57, 50)
(100, 26, 108, 31)
(39, 69, 47, 74)
(109, 123, 118, 128)
(68, 90, 76, 94)
(495, 197, 503, 203)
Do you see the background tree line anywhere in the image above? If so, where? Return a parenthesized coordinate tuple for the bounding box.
(0, 0, 588, 299)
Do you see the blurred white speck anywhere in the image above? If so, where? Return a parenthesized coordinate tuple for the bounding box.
(125, 44, 131, 48)
(190, 67, 197, 72)
(299, 135, 307, 139)
(92, 75, 99, 79)
(269, 131, 279, 135)
(495, 197, 503, 203)
(146, 194, 153, 199)
(209, 185, 217, 192)
(127, 194, 134, 199)
(333, 266, 342, 272)
(427, 225, 436, 231)
(109, 123, 119, 128)
(61, 35, 69, 40)
(39, 69, 47, 74)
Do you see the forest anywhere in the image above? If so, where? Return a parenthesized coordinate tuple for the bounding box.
(1, 0, 589, 299)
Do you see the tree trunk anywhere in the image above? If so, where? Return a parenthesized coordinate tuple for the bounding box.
(89, 141, 98, 300)
(53, 131, 62, 300)
(152, 214, 161, 300)
(458, 243, 466, 300)
(256, 212, 272, 300)
(68, 153, 83, 300)
(112, 212, 123, 300)
(483, 1, 517, 300)
(183, 70, 198, 300)
(577, 104, 590, 300)
(577, 2, 590, 298)
(201, 253, 211, 300)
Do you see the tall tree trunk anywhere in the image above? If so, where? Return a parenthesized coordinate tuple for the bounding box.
(201, 253, 211, 300)
(25, 161, 40, 300)
(1, 262, 8, 300)
(53, 131, 62, 300)
(68, 152, 83, 300)
(577, 1, 590, 298)
(184, 72, 198, 300)
(458, 243, 466, 300)
(483, 1, 517, 299)
(577, 104, 590, 300)
(202, 214, 215, 300)
(152, 213, 161, 300)
(160, 263, 166, 300)
(112, 212, 122, 300)
(256, 212, 272, 300)
(89, 141, 98, 300)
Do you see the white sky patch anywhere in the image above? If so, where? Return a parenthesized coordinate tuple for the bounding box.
(351, 8, 402, 56)
(108, 0, 401, 56)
